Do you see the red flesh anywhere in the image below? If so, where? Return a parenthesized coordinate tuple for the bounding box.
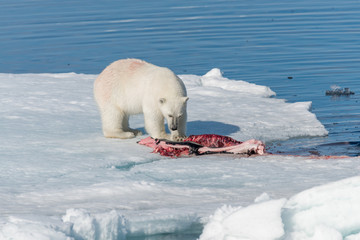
(138, 134, 265, 157)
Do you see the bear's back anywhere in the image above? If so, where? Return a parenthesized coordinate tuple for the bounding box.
(94, 59, 186, 107)
(113, 59, 186, 97)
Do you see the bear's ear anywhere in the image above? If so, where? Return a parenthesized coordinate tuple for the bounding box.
(159, 98, 166, 104)
(182, 97, 189, 103)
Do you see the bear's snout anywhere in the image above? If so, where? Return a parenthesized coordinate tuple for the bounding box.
(170, 125, 178, 131)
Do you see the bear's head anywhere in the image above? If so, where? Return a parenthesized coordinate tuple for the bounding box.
(159, 97, 189, 132)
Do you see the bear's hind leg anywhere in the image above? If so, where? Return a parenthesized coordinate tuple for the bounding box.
(144, 111, 170, 140)
(122, 115, 143, 137)
(101, 107, 136, 139)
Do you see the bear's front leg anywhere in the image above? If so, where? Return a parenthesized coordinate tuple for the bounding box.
(144, 111, 170, 140)
(170, 112, 187, 141)
(170, 131, 187, 141)
(173, 135, 187, 141)
(101, 106, 137, 139)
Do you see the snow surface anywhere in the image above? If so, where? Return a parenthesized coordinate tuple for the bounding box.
(200, 176, 360, 240)
(0, 69, 358, 240)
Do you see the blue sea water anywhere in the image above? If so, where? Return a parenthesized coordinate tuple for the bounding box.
(1, 0, 359, 156)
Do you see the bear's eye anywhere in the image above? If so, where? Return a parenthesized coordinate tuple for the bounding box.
(168, 114, 173, 118)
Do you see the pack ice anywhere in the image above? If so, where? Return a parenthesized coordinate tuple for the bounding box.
(200, 176, 360, 240)
(1, 69, 357, 240)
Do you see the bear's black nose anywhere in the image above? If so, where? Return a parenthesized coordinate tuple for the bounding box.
(171, 126, 177, 131)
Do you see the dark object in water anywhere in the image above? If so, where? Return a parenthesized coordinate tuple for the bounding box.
(138, 134, 265, 157)
(326, 87, 355, 96)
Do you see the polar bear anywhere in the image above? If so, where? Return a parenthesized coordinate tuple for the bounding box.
(94, 59, 188, 141)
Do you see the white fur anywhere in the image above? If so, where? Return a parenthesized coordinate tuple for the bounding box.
(94, 59, 188, 140)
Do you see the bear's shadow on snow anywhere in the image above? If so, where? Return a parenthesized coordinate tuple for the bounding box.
(186, 120, 240, 136)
